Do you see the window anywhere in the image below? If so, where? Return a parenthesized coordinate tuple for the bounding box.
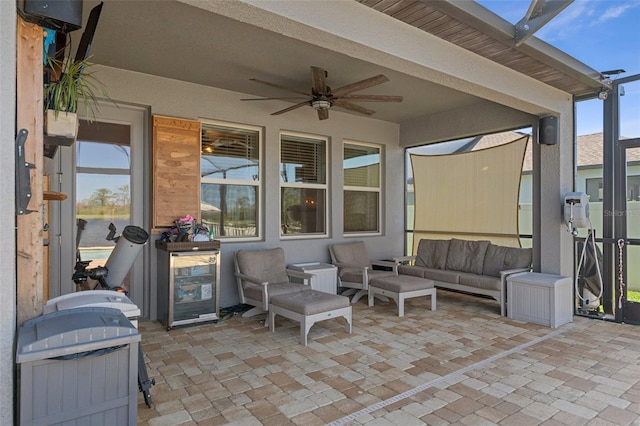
(343, 141, 381, 234)
(586, 178, 603, 202)
(280, 133, 327, 236)
(201, 121, 260, 239)
(76, 121, 132, 267)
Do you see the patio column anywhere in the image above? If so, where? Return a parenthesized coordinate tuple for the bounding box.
(534, 108, 575, 278)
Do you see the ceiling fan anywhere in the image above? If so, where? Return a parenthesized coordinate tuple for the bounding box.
(241, 66, 403, 120)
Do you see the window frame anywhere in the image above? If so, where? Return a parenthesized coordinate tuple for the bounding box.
(279, 131, 329, 239)
(343, 140, 383, 236)
(200, 119, 262, 242)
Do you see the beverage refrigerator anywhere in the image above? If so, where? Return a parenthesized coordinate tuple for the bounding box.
(157, 249, 220, 329)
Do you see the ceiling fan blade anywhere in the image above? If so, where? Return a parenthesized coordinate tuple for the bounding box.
(332, 99, 376, 116)
(338, 94, 403, 102)
(331, 74, 389, 97)
(249, 78, 310, 97)
(241, 97, 308, 101)
(271, 101, 310, 116)
(311, 66, 328, 95)
(317, 108, 329, 120)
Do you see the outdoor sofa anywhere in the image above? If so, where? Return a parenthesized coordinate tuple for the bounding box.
(394, 238, 532, 315)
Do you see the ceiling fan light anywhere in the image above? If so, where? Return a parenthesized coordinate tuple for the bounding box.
(311, 99, 331, 110)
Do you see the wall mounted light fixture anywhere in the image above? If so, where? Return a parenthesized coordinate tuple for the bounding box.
(597, 88, 609, 100)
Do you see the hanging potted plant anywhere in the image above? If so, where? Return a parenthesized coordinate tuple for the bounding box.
(44, 55, 110, 142)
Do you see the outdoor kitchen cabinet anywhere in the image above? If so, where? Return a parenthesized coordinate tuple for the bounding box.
(157, 248, 220, 329)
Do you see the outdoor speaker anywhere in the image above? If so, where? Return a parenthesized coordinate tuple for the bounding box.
(21, 0, 83, 33)
(539, 116, 558, 145)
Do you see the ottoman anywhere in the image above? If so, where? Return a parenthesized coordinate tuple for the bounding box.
(368, 275, 436, 317)
(269, 290, 352, 346)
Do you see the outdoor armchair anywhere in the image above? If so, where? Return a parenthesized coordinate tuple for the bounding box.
(234, 247, 314, 319)
(328, 241, 397, 303)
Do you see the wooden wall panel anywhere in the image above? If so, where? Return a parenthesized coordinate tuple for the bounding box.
(16, 17, 44, 325)
(152, 115, 201, 229)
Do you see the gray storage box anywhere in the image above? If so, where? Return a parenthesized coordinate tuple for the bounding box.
(44, 290, 141, 328)
(288, 262, 338, 294)
(16, 307, 140, 425)
(507, 272, 573, 328)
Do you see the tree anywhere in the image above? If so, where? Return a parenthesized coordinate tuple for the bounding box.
(91, 188, 115, 207)
(115, 185, 130, 208)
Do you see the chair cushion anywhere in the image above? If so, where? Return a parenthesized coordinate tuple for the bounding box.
(340, 268, 394, 284)
(235, 247, 290, 284)
(415, 239, 450, 269)
(370, 275, 434, 292)
(331, 241, 370, 268)
(270, 290, 350, 315)
(243, 281, 308, 303)
(483, 244, 533, 277)
(445, 239, 490, 275)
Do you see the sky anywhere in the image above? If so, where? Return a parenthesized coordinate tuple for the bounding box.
(476, 0, 640, 136)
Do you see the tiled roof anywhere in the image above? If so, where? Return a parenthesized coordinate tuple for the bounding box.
(472, 131, 532, 171)
(473, 132, 636, 172)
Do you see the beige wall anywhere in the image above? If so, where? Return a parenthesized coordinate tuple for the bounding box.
(94, 66, 404, 315)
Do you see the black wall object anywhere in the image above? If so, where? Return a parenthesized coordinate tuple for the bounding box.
(539, 116, 559, 145)
(74, 2, 103, 62)
(16, 129, 36, 215)
(20, 0, 83, 33)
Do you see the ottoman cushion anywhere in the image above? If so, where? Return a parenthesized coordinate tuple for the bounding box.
(371, 276, 434, 292)
(270, 290, 350, 315)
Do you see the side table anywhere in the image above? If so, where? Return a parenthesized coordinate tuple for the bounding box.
(288, 262, 338, 295)
(507, 272, 573, 328)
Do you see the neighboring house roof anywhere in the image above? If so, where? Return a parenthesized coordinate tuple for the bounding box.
(471, 131, 533, 172)
(472, 132, 637, 173)
(358, 0, 604, 97)
(573, 133, 638, 169)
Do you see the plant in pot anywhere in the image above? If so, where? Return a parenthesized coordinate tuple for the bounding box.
(44, 55, 111, 142)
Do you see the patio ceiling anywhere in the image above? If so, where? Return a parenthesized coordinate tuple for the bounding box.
(76, 0, 603, 124)
(358, 0, 605, 96)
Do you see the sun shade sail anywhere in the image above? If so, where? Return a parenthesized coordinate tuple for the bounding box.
(411, 135, 528, 249)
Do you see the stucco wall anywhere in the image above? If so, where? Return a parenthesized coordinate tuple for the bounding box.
(93, 66, 404, 316)
(0, 2, 16, 423)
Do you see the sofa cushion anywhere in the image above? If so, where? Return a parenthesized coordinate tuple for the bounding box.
(398, 265, 460, 284)
(424, 268, 460, 284)
(483, 244, 533, 277)
(505, 247, 533, 270)
(415, 239, 450, 269)
(445, 239, 491, 275)
(398, 264, 429, 278)
(458, 272, 501, 291)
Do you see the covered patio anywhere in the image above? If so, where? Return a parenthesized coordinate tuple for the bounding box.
(136, 293, 640, 425)
(3, 1, 625, 424)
